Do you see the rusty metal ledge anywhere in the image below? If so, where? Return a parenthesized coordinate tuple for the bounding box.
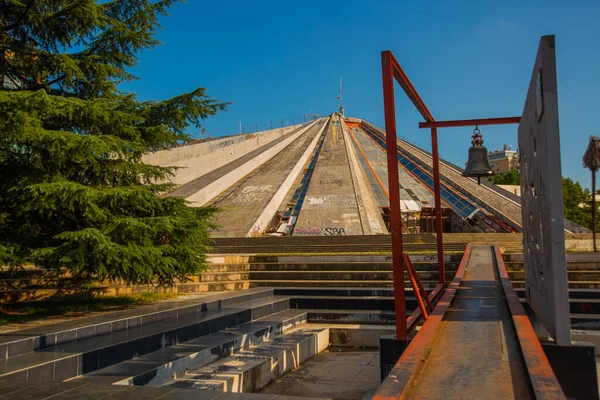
(493, 243, 566, 399)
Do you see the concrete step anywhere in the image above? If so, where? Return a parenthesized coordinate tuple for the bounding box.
(509, 271, 600, 281)
(247, 270, 454, 282)
(512, 281, 600, 290)
(274, 287, 396, 297)
(209, 244, 467, 254)
(307, 310, 396, 325)
(167, 326, 329, 393)
(571, 314, 600, 330)
(515, 288, 600, 300)
(210, 262, 459, 272)
(204, 261, 460, 273)
(0, 288, 273, 361)
(250, 280, 439, 289)
(75, 309, 308, 387)
(241, 254, 463, 263)
(0, 296, 290, 382)
(192, 273, 250, 282)
(290, 295, 394, 311)
(503, 253, 600, 263)
(505, 261, 600, 271)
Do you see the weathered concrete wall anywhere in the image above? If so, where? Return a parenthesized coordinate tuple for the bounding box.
(185, 120, 320, 207)
(293, 115, 364, 236)
(249, 118, 330, 236)
(142, 124, 303, 185)
(340, 119, 387, 235)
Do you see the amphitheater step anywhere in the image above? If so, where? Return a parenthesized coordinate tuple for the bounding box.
(166, 326, 329, 393)
(74, 309, 308, 387)
(0, 295, 290, 382)
(250, 280, 438, 289)
(306, 310, 396, 325)
(0, 288, 274, 361)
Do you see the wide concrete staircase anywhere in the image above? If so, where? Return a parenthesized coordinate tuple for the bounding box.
(0, 288, 335, 399)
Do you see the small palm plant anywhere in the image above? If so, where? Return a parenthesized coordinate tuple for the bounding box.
(583, 136, 600, 252)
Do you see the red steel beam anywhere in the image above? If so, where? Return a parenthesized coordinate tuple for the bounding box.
(493, 244, 566, 399)
(430, 127, 445, 285)
(385, 51, 434, 123)
(406, 284, 444, 334)
(382, 51, 408, 340)
(419, 116, 521, 129)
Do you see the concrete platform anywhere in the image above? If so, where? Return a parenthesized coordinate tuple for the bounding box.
(260, 350, 380, 400)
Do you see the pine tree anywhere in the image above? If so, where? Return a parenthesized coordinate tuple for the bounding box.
(0, 1, 227, 285)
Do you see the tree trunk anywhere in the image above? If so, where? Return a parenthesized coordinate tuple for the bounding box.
(593, 169, 597, 252)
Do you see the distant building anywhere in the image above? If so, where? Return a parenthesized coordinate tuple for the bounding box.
(488, 144, 519, 174)
(498, 185, 521, 196)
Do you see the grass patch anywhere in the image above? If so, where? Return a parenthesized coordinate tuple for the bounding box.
(0, 291, 180, 326)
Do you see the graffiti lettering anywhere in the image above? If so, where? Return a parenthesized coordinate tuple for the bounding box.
(242, 185, 274, 194)
(293, 227, 322, 236)
(231, 192, 266, 204)
(307, 197, 326, 205)
(320, 178, 343, 185)
(323, 227, 346, 236)
(219, 140, 235, 148)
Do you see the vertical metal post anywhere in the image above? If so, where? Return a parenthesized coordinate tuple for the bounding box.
(431, 127, 445, 285)
(381, 51, 407, 340)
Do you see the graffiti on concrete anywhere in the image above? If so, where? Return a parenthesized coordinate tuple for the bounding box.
(323, 227, 346, 236)
(320, 178, 343, 185)
(324, 196, 356, 208)
(231, 192, 266, 204)
(218, 139, 235, 148)
(307, 197, 327, 205)
(228, 185, 275, 204)
(319, 173, 343, 185)
(293, 227, 322, 236)
(242, 185, 275, 194)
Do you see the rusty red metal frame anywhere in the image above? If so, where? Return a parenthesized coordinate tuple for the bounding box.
(419, 116, 521, 129)
(403, 254, 434, 314)
(493, 244, 566, 398)
(403, 254, 429, 320)
(372, 244, 472, 400)
(381, 50, 523, 339)
(405, 283, 443, 334)
(381, 51, 444, 340)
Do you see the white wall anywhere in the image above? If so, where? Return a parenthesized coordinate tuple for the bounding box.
(142, 124, 303, 185)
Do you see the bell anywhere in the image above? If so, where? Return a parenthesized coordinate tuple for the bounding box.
(462, 127, 493, 184)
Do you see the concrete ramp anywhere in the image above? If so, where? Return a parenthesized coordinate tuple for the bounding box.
(209, 122, 323, 237)
(293, 116, 364, 236)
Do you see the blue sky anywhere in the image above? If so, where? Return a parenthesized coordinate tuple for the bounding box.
(122, 0, 600, 187)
